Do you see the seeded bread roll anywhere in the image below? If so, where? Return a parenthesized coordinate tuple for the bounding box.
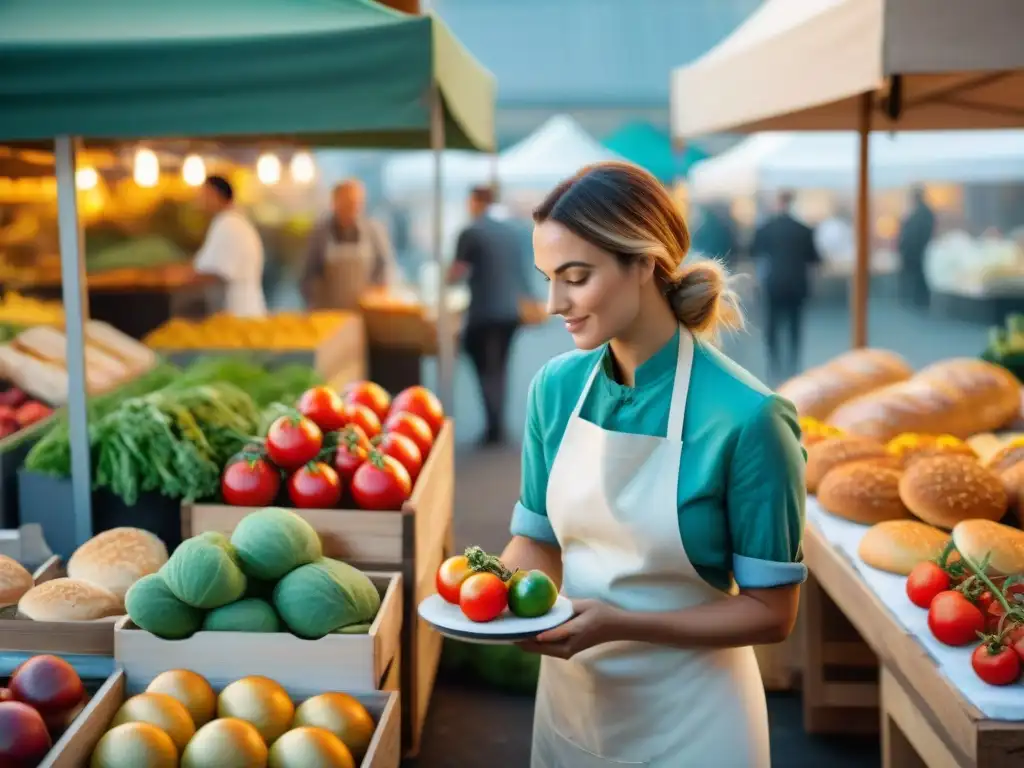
(0, 555, 34, 608)
(805, 435, 894, 493)
(898, 455, 1007, 530)
(17, 578, 123, 622)
(67, 527, 168, 604)
(817, 463, 910, 525)
(952, 520, 1024, 577)
(857, 520, 951, 575)
(777, 349, 913, 421)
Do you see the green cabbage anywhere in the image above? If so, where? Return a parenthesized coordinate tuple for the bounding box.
(160, 531, 247, 609)
(229, 507, 322, 581)
(125, 573, 204, 640)
(273, 558, 380, 640)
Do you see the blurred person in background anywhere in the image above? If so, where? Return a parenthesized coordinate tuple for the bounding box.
(690, 203, 739, 269)
(898, 185, 936, 308)
(450, 185, 531, 446)
(193, 175, 267, 317)
(751, 190, 820, 384)
(302, 179, 401, 310)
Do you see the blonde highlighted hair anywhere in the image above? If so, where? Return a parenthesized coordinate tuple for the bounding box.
(533, 161, 744, 340)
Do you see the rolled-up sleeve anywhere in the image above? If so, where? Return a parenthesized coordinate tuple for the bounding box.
(510, 367, 558, 545)
(728, 395, 807, 589)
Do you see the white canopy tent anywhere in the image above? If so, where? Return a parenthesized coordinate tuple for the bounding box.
(690, 130, 1024, 200)
(381, 149, 492, 201)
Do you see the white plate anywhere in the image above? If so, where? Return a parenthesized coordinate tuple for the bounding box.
(418, 594, 574, 644)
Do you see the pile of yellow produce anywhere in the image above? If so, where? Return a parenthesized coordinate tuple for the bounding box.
(145, 312, 351, 351)
(799, 416, 843, 448)
(0, 292, 63, 326)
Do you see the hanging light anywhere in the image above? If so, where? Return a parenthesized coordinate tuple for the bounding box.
(290, 151, 316, 184)
(75, 167, 99, 191)
(182, 154, 206, 187)
(256, 152, 281, 185)
(133, 148, 159, 187)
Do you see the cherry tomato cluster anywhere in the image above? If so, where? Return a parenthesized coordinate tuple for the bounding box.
(904, 544, 1024, 687)
(436, 546, 558, 623)
(220, 382, 445, 511)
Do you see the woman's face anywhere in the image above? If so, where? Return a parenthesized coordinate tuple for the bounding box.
(533, 220, 647, 350)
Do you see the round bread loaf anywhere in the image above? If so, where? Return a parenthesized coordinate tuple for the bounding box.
(805, 435, 893, 493)
(817, 462, 910, 525)
(857, 520, 950, 575)
(899, 455, 1007, 530)
(952, 519, 1024, 576)
(17, 577, 123, 622)
(67, 527, 168, 604)
(0, 555, 34, 608)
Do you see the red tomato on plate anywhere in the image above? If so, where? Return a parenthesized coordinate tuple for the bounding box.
(351, 452, 412, 510)
(266, 415, 323, 470)
(389, 386, 444, 436)
(288, 462, 342, 508)
(376, 431, 423, 483)
(905, 561, 951, 609)
(459, 572, 508, 622)
(436, 555, 473, 604)
(382, 412, 434, 458)
(343, 380, 391, 422)
(344, 402, 382, 440)
(972, 640, 1021, 686)
(297, 386, 347, 432)
(221, 455, 280, 507)
(928, 591, 985, 646)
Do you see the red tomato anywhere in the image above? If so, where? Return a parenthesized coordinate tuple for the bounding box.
(382, 412, 434, 458)
(1010, 627, 1024, 664)
(344, 402, 382, 440)
(906, 561, 951, 609)
(288, 462, 342, 508)
(266, 415, 323, 470)
(460, 572, 508, 622)
(390, 386, 444, 436)
(221, 455, 281, 507)
(343, 380, 391, 422)
(436, 555, 473, 604)
(972, 640, 1022, 686)
(928, 591, 986, 646)
(351, 452, 412, 511)
(376, 431, 423, 483)
(333, 425, 370, 485)
(297, 386, 347, 432)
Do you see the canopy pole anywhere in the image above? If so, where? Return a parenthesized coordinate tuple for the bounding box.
(54, 136, 93, 547)
(852, 92, 871, 349)
(430, 84, 453, 415)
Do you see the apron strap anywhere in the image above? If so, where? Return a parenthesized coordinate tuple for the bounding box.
(570, 354, 604, 419)
(666, 328, 695, 440)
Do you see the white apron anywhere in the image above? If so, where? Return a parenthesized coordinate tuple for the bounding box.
(532, 329, 771, 768)
(314, 223, 376, 310)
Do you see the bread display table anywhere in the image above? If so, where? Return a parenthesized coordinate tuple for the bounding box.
(802, 500, 1024, 767)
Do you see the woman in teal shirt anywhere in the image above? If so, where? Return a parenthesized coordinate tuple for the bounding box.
(503, 162, 806, 768)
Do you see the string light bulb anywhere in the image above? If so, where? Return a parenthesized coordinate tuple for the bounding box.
(256, 153, 281, 185)
(290, 152, 316, 184)
(182, 154, 206, 187)
(133, 148, 159, 187)
(75, 167, 99, 191)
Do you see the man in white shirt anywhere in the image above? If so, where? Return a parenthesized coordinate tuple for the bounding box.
(193, 175, 267, 317)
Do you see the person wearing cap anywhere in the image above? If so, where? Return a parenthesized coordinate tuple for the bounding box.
(193, 175, 268, 317)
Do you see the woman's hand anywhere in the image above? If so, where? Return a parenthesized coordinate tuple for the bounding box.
(517, 599, 624, 659)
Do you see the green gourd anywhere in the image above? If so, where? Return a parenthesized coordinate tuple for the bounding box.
(229, 507, 323, 581)
(125, 573, 204, 640)
(273, 558, 381, 640)
(202, 598, 280, 633)
(160, 531, 247, 609)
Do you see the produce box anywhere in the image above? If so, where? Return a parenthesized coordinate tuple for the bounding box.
(0, 414, 55, 528)
(184, 419, 454, 756)
(42, 667, 400, 768)
(0, 556, 116, 657)
(114, 573, 402, 692)
(18, 471, 185, 560)
(359, 295, 463, 356)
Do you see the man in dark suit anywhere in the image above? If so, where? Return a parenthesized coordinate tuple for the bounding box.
(898, 186, 936, 309)
(751, 190, 821, 383)
(450, 186, 532, 446)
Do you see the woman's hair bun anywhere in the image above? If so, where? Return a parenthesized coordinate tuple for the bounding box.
(666, 260, 745, 339)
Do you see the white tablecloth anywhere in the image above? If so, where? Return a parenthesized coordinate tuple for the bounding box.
(807, 498, 1024, 720)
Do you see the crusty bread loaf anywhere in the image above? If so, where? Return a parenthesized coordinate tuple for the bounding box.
(0, 555, 34, 608)
(898, 455, 1007, 530)
(777, 349, 912, 421)
(829, 359, 1021, 442)
(805, 435, 895, 493)
(67, 527, 168, 604)
(952, 519, 1024, 576)
(817, 463, 911, 525)
(858, 520, 951, 575)
(17, 578, 123, 621)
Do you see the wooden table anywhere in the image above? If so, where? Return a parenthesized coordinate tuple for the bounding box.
(802, 522, 1024, 767)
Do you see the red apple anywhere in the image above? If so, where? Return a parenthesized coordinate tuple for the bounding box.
(9, 655, 85, 717)
(0, 701, 53, 765)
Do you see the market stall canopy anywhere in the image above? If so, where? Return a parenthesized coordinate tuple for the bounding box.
(671, 0, 1024, 137)
(0, 0, 496, 150)
(690, 130, 1024, 199)
(602, 122, 708, 182)
(498, 115, 622, 189)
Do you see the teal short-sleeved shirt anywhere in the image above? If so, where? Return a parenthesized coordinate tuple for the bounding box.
(510, 329, 807, 593)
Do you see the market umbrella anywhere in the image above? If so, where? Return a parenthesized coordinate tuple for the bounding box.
(670, 0, 1024, 347)
(602, 122, 707, 183)
(0, 0, 496, 546)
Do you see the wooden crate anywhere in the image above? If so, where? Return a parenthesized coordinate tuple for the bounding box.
(42, 667, 400, 768)
(183, 419, 454, 757)
(114, 573, 402, 692)
(0, 555, 117, 657)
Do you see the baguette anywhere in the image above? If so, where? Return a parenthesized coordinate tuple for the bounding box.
(858, 520, 951, 575)
(952, 519, 1024, 577)
(776, 348, 912, 421)
(16, 326, 129, 387)
(829, 359, 1020, 442)
(85, 320, 158, 373)
(0, 345, 68, 404)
